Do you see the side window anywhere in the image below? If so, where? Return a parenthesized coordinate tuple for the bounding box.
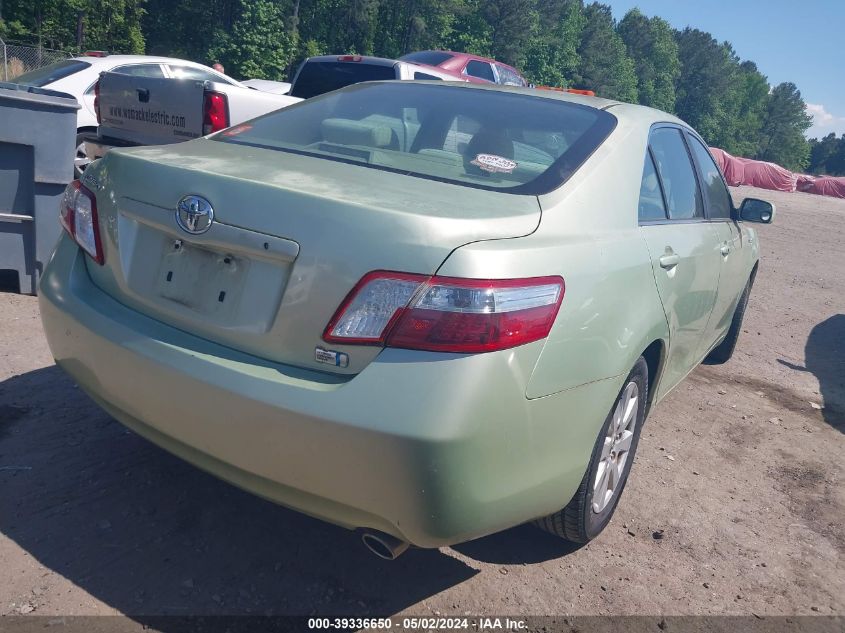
(413, 72, 443, 81)
(111, 64, 165, 78)
(649, 128, 702, 220)
(465, 60, 495, 82)
(639, 151, 667, 222)
(686, 134, 733, 219)
(166, 65, 232, 83)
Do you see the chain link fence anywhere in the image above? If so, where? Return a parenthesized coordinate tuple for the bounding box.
(1, 37, 69, 81)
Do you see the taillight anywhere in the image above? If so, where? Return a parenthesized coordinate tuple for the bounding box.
(337, 55, 363, 62)
(203, 91, 229, 135)
(60, 180, 104, 265)
(94, 79, 101, 124)
(323, 272, 564, 353)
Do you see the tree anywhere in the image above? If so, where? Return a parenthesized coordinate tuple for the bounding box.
(617, 8, 678, 112)
(209, 0, 296, 80)
(572, 3, 637, 102)
(481, 0, 538, 68)
(808, 133, 844, 175)
(674, 28, 743, 149)
(447, 0, 494, 57)
(758, 82, 812, 171)
(729, 61, 769, 157)
(522, 0, 583, 87)
(373, 0, 468, 59)
(0, 0, 145, 53)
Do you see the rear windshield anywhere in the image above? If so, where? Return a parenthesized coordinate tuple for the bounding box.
(215, 82, 616, 195)
(290, 61, 397, 99)
(399, 51, 454, 66)
(13, 59, 90, 87)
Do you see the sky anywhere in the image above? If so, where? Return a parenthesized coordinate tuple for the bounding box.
(603, 0, 844, 139)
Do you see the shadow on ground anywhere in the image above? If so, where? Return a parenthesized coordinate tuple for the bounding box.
(778, 313, 845, 433)
(0, 366, 579, 623)
(0, 366, 479, 619)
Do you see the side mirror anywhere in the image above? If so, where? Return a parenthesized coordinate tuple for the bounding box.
(739, 198, 775, 224)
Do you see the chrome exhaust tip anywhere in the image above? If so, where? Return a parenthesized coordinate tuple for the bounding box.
(360, 530, 410, 560)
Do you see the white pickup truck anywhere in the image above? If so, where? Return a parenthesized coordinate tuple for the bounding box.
(84, 71, 301, 160)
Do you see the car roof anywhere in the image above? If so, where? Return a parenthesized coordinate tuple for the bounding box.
(70, 54, 213, 67)
(304, 55, 398, 67)
(375, 80, 690, 128)
(411, 80, 620, 109)
(415, 50, 523, 73)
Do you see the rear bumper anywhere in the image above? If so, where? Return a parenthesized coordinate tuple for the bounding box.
(38, 237, 622, 547)
(83, 133, 140, 161)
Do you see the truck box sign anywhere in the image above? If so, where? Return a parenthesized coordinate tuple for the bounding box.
(97, 72, 204, 146)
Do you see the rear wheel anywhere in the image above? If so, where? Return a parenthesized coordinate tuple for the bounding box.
(535, 357, 648, 543)
(74, 132, 93, 179)
(705, 278, 751, 364)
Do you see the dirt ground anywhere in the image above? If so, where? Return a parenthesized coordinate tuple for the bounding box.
(0, 186, 843, 623)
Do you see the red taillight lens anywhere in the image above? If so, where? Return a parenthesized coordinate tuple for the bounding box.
(94, 79, 101, 124)
(337, 55, 363, 62)
(60, 180, 104, 265)
(203, 91, 229, 135)
(323, 272, 564, 353)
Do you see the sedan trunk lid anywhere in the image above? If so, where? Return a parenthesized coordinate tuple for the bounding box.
(84, 138, 541, 374)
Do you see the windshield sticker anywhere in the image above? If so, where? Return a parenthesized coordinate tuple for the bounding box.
(221, 124, 253, 137)
(471, 154, 518, 174)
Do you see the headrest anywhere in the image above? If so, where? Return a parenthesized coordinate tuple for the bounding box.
(322, 118, 392, 148)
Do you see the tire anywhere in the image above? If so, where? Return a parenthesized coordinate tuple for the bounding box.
(74, 132, 93, 179)
(705, 278, 751, 365)
(535, 356, 649, 543)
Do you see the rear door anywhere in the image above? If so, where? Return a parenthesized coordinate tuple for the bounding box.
(685, 132, 748, 346)
(638, 126, 722, 397)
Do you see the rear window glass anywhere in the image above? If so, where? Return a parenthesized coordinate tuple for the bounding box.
(13, 59, 90, 87)
(290, 61, 397, 99)
(215, 82, 616, 194)
(399, 51, 454, 66)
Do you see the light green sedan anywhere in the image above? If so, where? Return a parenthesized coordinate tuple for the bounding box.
(38, 82, 773, 559)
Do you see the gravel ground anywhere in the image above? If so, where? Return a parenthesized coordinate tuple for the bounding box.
(0, 186, 843, 622)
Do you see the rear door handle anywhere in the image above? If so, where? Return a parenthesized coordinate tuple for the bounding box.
(720, 243, 732, 256)
(659, 253, 680, 269)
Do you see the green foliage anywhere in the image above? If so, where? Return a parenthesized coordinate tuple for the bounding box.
(758, 82, 812, 171)
(808, 133, 845, 176)
(209, 0, 296, 80)
(0, 0, 820, 170)
(481, 0, 537, 67)
(730, 61, 769, 157)
(571, 3, 637, 102)
(521, 0, 583, 87)
(617, 8, 678, 112)
(674, 28, 742, 149)
(446, 0, 493, 57)
(0, 0, 145, 53)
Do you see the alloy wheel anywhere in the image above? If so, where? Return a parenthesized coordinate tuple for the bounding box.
(592, 381, 639, 513)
